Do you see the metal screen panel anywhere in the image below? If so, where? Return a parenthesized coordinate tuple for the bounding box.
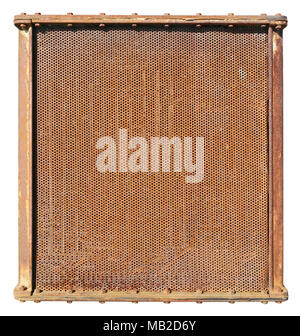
(34, 25, 269, 294)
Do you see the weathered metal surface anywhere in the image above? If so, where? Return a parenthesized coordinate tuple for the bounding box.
(17, 289, 287, 303)
(268, 27, 274, 290)
(272, 29, 285, 295)
(14, 13, 288, 29)
(14, 27, 33, 298)
(14, 15, 288, 303)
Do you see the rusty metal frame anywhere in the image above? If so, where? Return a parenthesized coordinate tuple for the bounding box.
(14, 13, 287, 29)
(14, 14, 288, 303)
(14, 26, 33, 301)
(271, 28, 287, 298)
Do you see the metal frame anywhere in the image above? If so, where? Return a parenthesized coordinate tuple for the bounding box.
(14, 13, 287, 29)
(14, 14, 288, 303)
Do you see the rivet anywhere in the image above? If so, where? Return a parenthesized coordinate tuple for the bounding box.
(20, 13, 26, 15)
(276, 301, 282, 304)
(197, 289, 204, 294)
(35, 12, 41, 15)
(228, 301, 235, 304)
(164, 301, 171, 304)
(67, 12, 73, 15)
(228, 24, 234, 28)
(20, 300, 25, 303)
(164, 13, 170, 16)
(164, 24, 170, 28)
(19, 24, 27, 30)
(34, 300, 41, 303)
(275, 25, 282, 30)
(101, 289, 107, 294)
(196, 24, 202, 28)
(132, 301, 138, 304)
(164, 288, 171, 294)
(132, 13, 138, 16)
(99, 13, 106, 15)
(261, 24, 267, 28)
(132, 24, 137, 28)
(67, 301, 72, 304)
(196, 13, 202, 16)
(68, 289, 74, 294)
(196, 301, 203, 304)
(20, 285, 27, 291)
(261, 301, 268, 305)
(99, 301, 105, 304)
(231, 290, 236, 295)
(228, 13, 234, 16)
(35, 23, 40, 27)
(67, 23, 73, 27)
(36, 289, 42, 294)
(99, 24, 106, 27)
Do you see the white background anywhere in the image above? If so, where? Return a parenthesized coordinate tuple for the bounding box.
(0, 0, 299, 316)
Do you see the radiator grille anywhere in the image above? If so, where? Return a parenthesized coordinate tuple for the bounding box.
(34, 25, 269, 293)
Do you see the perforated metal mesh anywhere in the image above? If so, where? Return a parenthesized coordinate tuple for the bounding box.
(34, 25, 269, 293)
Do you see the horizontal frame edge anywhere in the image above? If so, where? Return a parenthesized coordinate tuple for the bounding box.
(14, 288, 288, 302)
(14, 14, 288, 29)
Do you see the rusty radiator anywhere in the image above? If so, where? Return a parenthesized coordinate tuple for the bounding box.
(14, 14, 288, 303)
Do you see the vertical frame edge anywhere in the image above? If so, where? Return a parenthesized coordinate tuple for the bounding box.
(271, 28, 287, 298)
(14, 27, 33, 299)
